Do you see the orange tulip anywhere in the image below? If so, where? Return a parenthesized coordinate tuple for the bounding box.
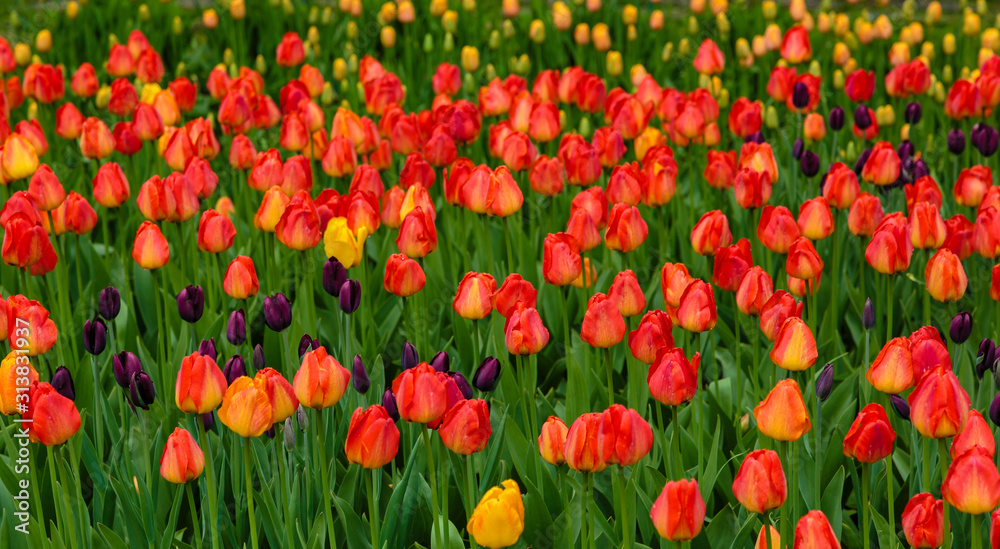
(780, 26, 812, 64)
(901, 493, 944, 549)
(843, 403, 896, 463)
(797, 197, 834, 241)
(691, 210, 732, 256)
(942, 447, 1000, 515)
(703, 150, 737, 190)
(175, 352, 228, 414)
(909, 326, 952, 381)
(693, 39, 725, 75)
(676, 280, 717, 333)
(0, 351, 39, 415)
(160, 427, 205, 483)
(564, 412, 610, 473)
(538, 416, 568, 466)
(80, 117, 115, 160)
(253, 368, 299, 424)
(866, 214, 913, 274)
(580, 292, 627, 348)
(769, 317, 818, 371)
(384, 253, 425, 297)
(909, 202, 947, 250)
(757, 205, 801, 254)
(605, 203, 648, 253)
(439, 399, 492, 455)
(275, 190, 322, 251)
(650, 479, 706, 541)
(955, 165, 992, 208)
(504, 304, 550, 356)
(861, 142, 901, 186)
(754, 379, 811, 441)
(543, 232, 583, 286)
(736, 266, 774, 316)
(453, 272, 497, 320)
(848, 193, 885, 237)
(223, 256, 260, 300)
(396, 206, 437, 258)
(951, 410, 995, 460)
(628, 310, 674, 364)
(24, 382, 81, 445)
(713, 238, 752, 292)
(132, 221, 170, 270)
(345, 405, 400, 468)
(294, 346, 351, 410)
(218, 376, 272, 438)
(391, 363, 447, 424)
(823, 163, 860, 210)
(492, 274, 537, 317)
(732, 449, 787, 514)
(786, 237, 823, 280)
(792, 511, 840, 549)
(925, 248, 968, 302)
(866, 337, 915, 394)
(648, 346, 700, 406)
(908, 365, 971, 439)
(197, 209, 236, 253)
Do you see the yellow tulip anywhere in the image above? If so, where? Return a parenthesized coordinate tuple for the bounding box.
(323, 217, 368, 269)
(467, 480, 525, 549)
(461, 46, 480, 72)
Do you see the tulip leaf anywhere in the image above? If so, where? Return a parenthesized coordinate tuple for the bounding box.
(700, 420, 723, 504)
(332, 495, 373, 549)
(98, 523, 130, 549)
(821, 466, 846, 539)
(157, 484, 185, 549)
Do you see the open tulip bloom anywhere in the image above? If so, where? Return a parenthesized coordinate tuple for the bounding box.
(9, 2, 1000, 548)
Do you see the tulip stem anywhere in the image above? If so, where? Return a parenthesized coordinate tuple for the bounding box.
(862, 462, 870, 549)
(464, 456, 478, 549)
(197, 417, 220, 549)
(604, 347, 615, 407)
(422, 424, 444, 549)
(277, 436, 295, 549)
(185, 483, 202, 549)
(752, 326, 760, 406)
(972, 512, 983, 549)
(92, 354, 104, 461)
(152, 271, 167, 400)
(939, 439, 951, 549)
(886, 455, 895, 549)
(762, 512, 774, 549)
(317, 411, 337, 549)
(243, 437, 259, 549)
(815, 399, 822, 511)
(886, 274, 894, 344)
(581, 472, 589, 549)
(142, 412, 152, 493)
(921, 437, 931, 493)
(618, 466, 630, 549)
(503, 216, 516, 272)
(46, 446, 67, 545)
(367, 468, 381, 549)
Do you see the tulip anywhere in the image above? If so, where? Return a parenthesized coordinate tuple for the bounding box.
(734, 168, 773, 210)
(538, 416, 568, 465)
(786, 237, 824, 281)
(439, 399, 492, 455)
(176, 285, 204, 324)
(543, 233, 583, 286)
(384, 253, 426, 297)
(25, 382, 82, 445)
(580, 292, 627, 348)
(253, 368, 299, 424)
(950, 312, 973, 344)
(564, 413, 609, 473)
(713, 238, 753, 292)
(492, 274, 537, 318)
(908, 365, 971, 439)
(647, 346, 700, 406)
(598, 404, 653, 466)
(345, 405, 400, 468)
(628, 311, 675, 364)
(263, 293, 292, 332)
(950, 410, 995, 461)
(223, 256, 260, 300)
(754, 379, 811, 441)
(294, 347, 351, 410)
(276, 190, 322, 251)
(793, 511, 840, 549)
(925, 248, 968, 302)
(703, 150, 737, 190)
(82, 318, 107, 356)
(132, 221, 169, 270)
(691, 210, 732, 255)
(226, 310, 247, 346)
(769, 317, 818, 371)
(901, 493, 944, 549)
(504, 305, 550, 355)
(0, 352, 39, 415)
(692, 39, 725, 75)
(736, 266, 774, 317)
(218, 376, 272, 438)
(757, 205, 801, 254)
(865, 337, 914, 394)
(160, 427, 205, 483)
(843, 403, 896, 463)
(175, 352, 228, 414)
(650, 479, 706, 541)
(676, 280, 717, 333)
(467, 480, 525, 549)
(391, 363, 447, 424)
(732, 449, 787, 514)
(223, 356, 247, 386)
(942, 447, 1000, 515)
(453, 272, 497, 320)
(50, 366, 74, 401)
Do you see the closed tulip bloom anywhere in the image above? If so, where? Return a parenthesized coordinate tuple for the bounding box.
(92, 162, 130, 208)
(793, 511, 840, 549)
(276, 32, 305, 67)
(867, 337, 915, 394)
(925, 248, 968, 302)
(777, 230, 818, 278)
(608, 269, 646, 317)
(733, 168, 773, 210)
(294, 346, 351, 410)
(384, 253, 426, 297)
(755, 526, 782, 549)
(248, 150, 284, 191)
(323, 217, 367, 269)
(581, 292, 627, 348)
(629, 310, 674, 364)
(693, 39, 725, 75)
(901, 493, 944, 549)
(908, 365, 971, 439)
(770, 317, 818, 371)
(650, 479, 706, 541)
(538, 416, 569, 465)
(677, 280, 717, 333)
(598, 404, 653, 466)
(691, 210, 733, 256)
(564, 412, 609, 473)
(275, 190, 322, 250)
(944, 214, 974, 260)
(492, 274, 538, 317)
(132, 221, 169, 270)
(661, 262, 694, 310)
(396, 207, 437, 258)
(703, 149, 737, 190)
(728, 98, 763, 139)
(229, 134, 257, 170)
(0, 352, 39, 415)
(218, 376, 272, 438)
(529, 155, 565, 197)
(942, 447, 1000, 515)
(866, 215, 913, 273)
(454, 272, 497, 320)
(392, 363, 447, 423)
(861, 142, 901, 185)
(504, 305, 550, 355)
(5, 297, 58, 356)
(755, 378, 811, 441)
(797, 197, 834, 240)
(223, 256, 259, 300)
(27, 165, 65, 212)
(467, 480, 525, 549)
(975, 207, 1000, 260)
(909, 202, 947, 250)
(737, 266, 774, 316)
(439, 399, 492, 455)
(197, 209, 236, 253)
(80, 117, 116, 160)
(50, 191, 97, 236)
(848, 193, 885, 237)
(955, 165, 992, 207)
(738, 142, 779, 183)
(757, 205, 801, 254)
(951, 410, 995, 460)
(822, 163, 860, 209)
(24, 382, 81, 445)
(175, 352, 227, 414)
(779, 25, 811, 63)
(160, 427, 205, 483)
(910, 326, 952, 380)
(543, 232, 582, 286)
(843, 403, 896, 463)
(648, 346, 700, 406)
(345, 405, 400, 469)
(732, 449, 787, 514)
(713, 238, 753, 292)
(253, 368, 299, 424)
(55, 103, 85, 140)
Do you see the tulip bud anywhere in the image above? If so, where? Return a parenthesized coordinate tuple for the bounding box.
(890, 394, 910, 421)
(800, 151, 820, 177)
(99, 286, 121, 320)
(352, 355, 370, 394)
(263, 293, 292, 332)
(905, 101, 922, 124)
(83, 318, 108, 355)
(862, 298, 875, 331)
(990, 392, 1000, 427)
(948, 129, 966, 154)
(792, 82, 810, 109)
(227, 309, 247, 346)
(854, 104, 872, 129)
(430, 351, 450, 373)
(253, 344, 265, 371)
(978, 339, 997, 381)
(298, 334, 318, 358)
(322, 258, 348, 296)
(130, 370, 155, 410)
(198, 338, 217, 361)
(339, 279, 361, 314)
(828, 106, 845, 131)
(177, 285, 205, 323)
(472, 356, 502, 392)
(381, 388, 400, 421)
(401, 341, 419, 370)
(113, 351, 142, 390)
(283, 418, 296, 449)
(816, 363, 834, 402)
(52, 366, 75, 401)
(223, 355, 247, 385)
(296, 405, 309, 431)
(950, 312, 972, 344)
(792, 138, 805, 161)
(264, 426, 276, 439)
